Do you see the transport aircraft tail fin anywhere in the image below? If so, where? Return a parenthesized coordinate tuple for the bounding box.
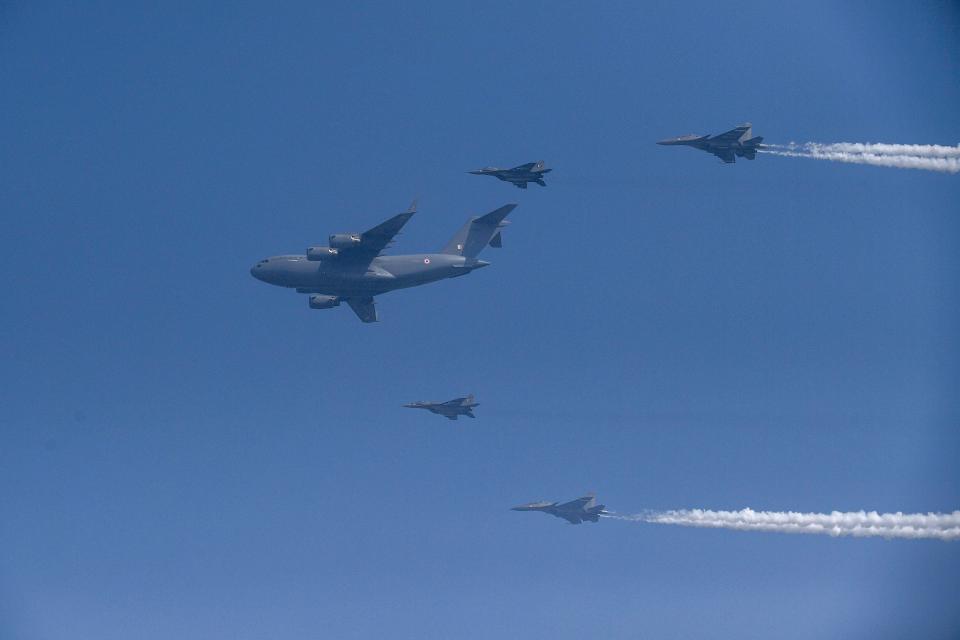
(441, 204, 516, 259)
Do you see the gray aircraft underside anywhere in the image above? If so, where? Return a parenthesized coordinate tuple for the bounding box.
(469, 160, 551, 188)
(404, 394, 479, 420)
(657, 123, 764, 163)
(511, 495, 608, 525)
(250, 202, 516, 323)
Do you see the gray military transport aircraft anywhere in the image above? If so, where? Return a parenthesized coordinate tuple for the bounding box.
(657, 123, 764, 163)
(250, 202, 516, 323)
(469, 161, 551, 189)
(511, 495, 608, 524)
(404, 394, 478, 420)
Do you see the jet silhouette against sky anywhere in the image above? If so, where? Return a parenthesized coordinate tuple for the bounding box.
(251, 202, 516, 322)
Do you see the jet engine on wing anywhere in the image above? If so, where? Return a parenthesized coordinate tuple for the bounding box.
(329, 233, 361, 249)
(308, 294, 340, 309)
(306, 246, 339, 261)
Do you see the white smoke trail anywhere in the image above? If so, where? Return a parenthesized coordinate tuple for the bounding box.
(767, 142, 960, 158)
(759, 144, 960, 173)
(604, 508, 960, 541)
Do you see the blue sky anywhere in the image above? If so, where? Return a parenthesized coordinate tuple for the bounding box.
(2, 2, 959, 638)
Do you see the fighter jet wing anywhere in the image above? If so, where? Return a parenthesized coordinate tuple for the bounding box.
(558, 513, 583, 525)
(556, 496, 594, 510)
(444, 414, 458, 421)
(441, 397, 470, 406)
(344, 297, 378, 323)
(710, 126, 749, 143)
(513, 182, 528, 189)
(339, 202, 416, 265)
(711, 148, 736, 163)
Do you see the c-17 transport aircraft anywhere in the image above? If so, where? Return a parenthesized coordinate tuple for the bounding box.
(250, 202, 516, 323)
(403, 394, 478, 420)
(469, 160, 551, 189)
(657, 122, 764, 163)
(511, 495, 608, 524)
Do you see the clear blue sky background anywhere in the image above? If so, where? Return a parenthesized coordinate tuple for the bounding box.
(2, 2, 959, 638)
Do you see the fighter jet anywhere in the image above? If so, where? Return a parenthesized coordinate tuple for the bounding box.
(657, 123, 764, 163)
(469, 161, 551, 189)
(404, 394, 478, 420)
(250, 201, 515, 323)
(511, 494, 608, 525)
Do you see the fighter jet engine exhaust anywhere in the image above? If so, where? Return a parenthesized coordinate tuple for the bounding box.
(603, 507, 960, 541)
(759, 142, 960, 174)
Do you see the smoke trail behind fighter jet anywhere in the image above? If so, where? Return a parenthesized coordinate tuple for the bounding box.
(604, 508, 960, 541)
(767, 142, 960, 158)
(759, 143, 960, 173)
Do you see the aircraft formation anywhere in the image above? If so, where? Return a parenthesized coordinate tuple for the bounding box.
(250, 125, 766, 523)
